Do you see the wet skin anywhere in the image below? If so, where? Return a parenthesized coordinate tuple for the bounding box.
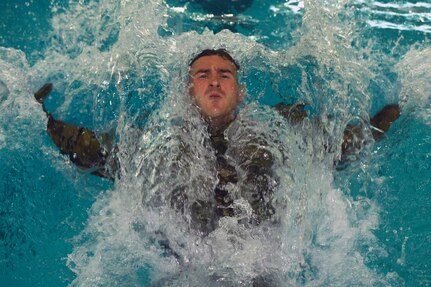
(188, 55, 244, 129)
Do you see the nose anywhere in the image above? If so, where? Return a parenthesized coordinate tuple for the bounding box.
(209, 74, 220, 88)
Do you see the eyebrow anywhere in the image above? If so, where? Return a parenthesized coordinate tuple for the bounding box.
(219, 69, 234, 74)
(193, 68, 234, 75)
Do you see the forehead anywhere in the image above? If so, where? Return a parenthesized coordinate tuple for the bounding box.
(190, 55, 238, 74)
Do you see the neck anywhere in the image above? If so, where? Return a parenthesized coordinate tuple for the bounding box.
(206, 114, 235, 134)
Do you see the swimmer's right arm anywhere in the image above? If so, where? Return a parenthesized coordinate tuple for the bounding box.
(34, 83, 117, 180)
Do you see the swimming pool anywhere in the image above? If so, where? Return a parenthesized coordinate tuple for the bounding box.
(0, 0, 430, 286)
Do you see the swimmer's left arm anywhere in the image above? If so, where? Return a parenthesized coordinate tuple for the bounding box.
(341, 104, 401, 154)
(369, 104, 401, 140)
(273, 102, 401, 165)
(273, 102, 309, 124)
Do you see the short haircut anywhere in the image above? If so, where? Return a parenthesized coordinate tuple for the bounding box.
(189, 49, 240, 71)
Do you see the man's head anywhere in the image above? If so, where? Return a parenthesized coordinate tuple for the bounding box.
(188, 49, 243, 128)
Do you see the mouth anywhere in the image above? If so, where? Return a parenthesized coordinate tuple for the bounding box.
(208, 92, 222, 101)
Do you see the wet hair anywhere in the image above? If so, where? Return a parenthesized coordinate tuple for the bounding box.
(189, 49, 240, 71)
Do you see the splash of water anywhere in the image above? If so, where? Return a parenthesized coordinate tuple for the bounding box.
(3, 0, 425, 285)
(395, 47, 431, 111)
(39, 0, 385, 285)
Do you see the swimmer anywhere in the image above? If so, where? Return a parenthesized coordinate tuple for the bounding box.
(34, 49, 400, 231)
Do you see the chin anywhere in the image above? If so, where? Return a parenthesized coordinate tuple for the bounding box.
(204, 109, 223, 119)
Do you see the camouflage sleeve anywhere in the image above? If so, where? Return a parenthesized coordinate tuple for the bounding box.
(274, 102, 400, 165)
(339, 104, 400, 165)
(35, 83, 118, 180)
(273, 102, 308, 124)
(46, 115, 117, 179)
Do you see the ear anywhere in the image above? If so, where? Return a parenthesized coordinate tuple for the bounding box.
(188, 82, 195, 97)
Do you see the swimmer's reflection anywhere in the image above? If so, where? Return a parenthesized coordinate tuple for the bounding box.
(34, 49, 400, 235)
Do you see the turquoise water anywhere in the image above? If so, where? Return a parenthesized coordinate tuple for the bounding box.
(0, 0, 430, 286)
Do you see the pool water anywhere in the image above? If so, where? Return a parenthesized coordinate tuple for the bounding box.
(0, 0, 430, 286)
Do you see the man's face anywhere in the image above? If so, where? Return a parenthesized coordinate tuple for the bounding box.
(188, 55, 243, 125)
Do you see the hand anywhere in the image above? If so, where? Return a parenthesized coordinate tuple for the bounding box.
(370, 104, 401, 139)
(34, 83, 53, 104)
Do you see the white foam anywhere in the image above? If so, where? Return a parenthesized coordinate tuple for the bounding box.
(7, 0, 400, 285)
(395, 47, 431, 110)
(367, 20, 431, 33)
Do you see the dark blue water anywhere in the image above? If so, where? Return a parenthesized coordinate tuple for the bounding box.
(0, 0, 430, 286)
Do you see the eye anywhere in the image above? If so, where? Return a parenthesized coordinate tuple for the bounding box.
(198, 74, 207, 79)
(221, 74, 231, 79)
